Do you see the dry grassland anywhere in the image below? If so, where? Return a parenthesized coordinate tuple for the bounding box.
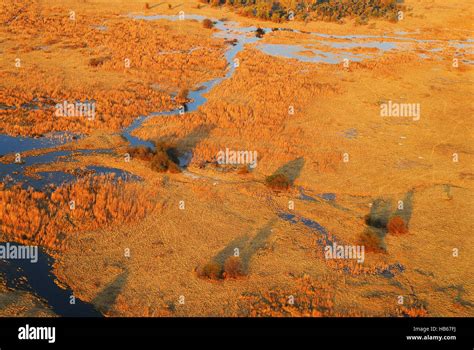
(0, 0, 472, 317)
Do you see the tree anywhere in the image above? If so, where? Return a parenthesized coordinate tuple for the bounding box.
(203, 18, 214, 29)
(223, 256, 244, 278)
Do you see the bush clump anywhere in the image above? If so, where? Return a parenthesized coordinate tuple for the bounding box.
(202, 19, 214, 29)
(127, 143, 180, 173)
(152, 142, 181, 173)
(88, 56, 110, 67)
(127, 146, 155, 161)
(387, 216, 408, 235)
(255, 27, 265, 38)
(175, 88, 189, 105)
(265, 173, 291, 190)
(237, 166, 250, 175)
(223, 256, 244, 279)
(198, 261, 223, 280)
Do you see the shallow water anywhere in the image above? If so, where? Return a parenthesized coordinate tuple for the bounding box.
(0, 132, 79, 157)
(123, 13, 261, 152)
(0, 149, 113, 189)
(0, 242, 101, 317)
(126, 13, 473, 131)
(278, 211, 404, 277)
(0, 11, 466, 312)
(258, 43, 367, 63)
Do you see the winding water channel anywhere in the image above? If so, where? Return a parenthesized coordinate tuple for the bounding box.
(0, 13, 472, 316)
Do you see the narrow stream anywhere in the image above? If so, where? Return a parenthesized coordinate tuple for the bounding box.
(278, 212, 405, 278)
(0, 12, 471, 316)
(123, 13, 472, 145)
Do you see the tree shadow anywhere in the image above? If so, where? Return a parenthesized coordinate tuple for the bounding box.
(212, 219, 276, 273)
(358, 226, 387, 253)
(213, 236, 249, 266)
(240, 220, 275, 271)
(359, 198, 392, 253)
(272, 157, 305, 185)
(149, 3, 164, 9)
(397, 190, 414, 224)
(92, 271, 128, 315)
(366, 198, 392, 232)
(156, 125, 215, 167)
(366, 191, 414, 231)
(360, 191, 415, 252)
(175, 124, 215, 151)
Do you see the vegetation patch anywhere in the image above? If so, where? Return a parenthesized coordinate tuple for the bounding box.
(127, 142, 181, 173)
(265, 173, 292, 191)
(199, 0, 404, 23)
(197, 256, 246, 280)
(203, 18, 214, 29)
(387, 215, 408, 235)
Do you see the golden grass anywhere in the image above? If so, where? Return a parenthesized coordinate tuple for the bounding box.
(0, 0, 227, 136)
(0, 279, 56, 317)
(0, 175, 159, 250)
(0, 0, 472, 317)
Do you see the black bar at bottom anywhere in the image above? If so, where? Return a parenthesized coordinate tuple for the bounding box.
(0, 317, 471, 347)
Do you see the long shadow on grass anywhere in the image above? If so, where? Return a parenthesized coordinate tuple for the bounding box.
(92, 271, 128, 315)
(213, 219, 276, 274)
(271, 157, 305, 185)
(149, 3, 164, 9)
(360, 190, 415, 252)
(398, 190, 414, 225)
(366, 198, 392, 230)
(157, 125, 215, 167)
